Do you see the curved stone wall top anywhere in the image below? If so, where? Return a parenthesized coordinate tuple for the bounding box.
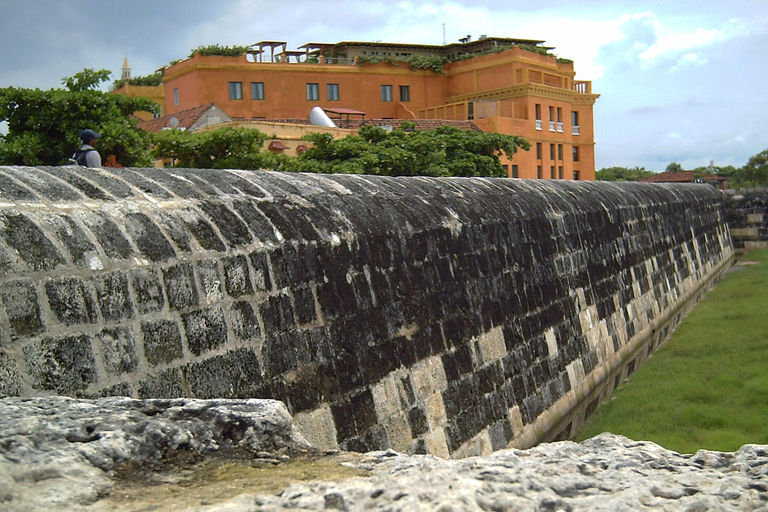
(0, 166, 732, 456)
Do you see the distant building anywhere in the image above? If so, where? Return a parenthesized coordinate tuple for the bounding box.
(120, 36, 599, 179)
(640, 171, 728, 189)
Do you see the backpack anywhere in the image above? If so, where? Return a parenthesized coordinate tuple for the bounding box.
(71, 148, 94, 166)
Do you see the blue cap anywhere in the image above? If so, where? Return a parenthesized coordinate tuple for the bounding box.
(80, 129, 101, 143)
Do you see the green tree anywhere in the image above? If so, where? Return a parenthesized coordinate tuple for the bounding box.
(741, 149, 768, 186)
(0, 68, 156, 166)
(595, 166, 655, 181)
(665, 162, 683, 172)
(150, 126, 280, 169)
(283, 123, 529, 177)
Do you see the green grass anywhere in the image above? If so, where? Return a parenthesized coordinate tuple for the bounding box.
(574, 248, 768, 454)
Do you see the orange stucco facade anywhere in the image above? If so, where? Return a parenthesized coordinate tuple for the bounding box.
(158, 40, 599, 180)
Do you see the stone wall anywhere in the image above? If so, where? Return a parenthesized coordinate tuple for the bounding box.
(0, 167, 733, 458)
(723, 187, 768, 251)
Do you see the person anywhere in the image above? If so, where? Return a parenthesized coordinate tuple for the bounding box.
(72, 129, 102, 167)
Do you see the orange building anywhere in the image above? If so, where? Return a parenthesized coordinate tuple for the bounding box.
(155, 36, 599, 179)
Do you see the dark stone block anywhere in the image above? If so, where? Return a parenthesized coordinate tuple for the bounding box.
(489, 418, 512, 451)
(163, 262, 199, 310)
(249, 251, 273, 291)
(262, 331, 299, 376)
(0, 352, 22, 397)
(331, 398, 358, 443)
(23, 334, 97, 395)
(292, 285, 316, 326)
(124, 212, 176, 262)
(141, 319, 183, 366)
(364, 424, 390, 452)
(45, 276, 98, 326)
(393, 336, 417, 369)
(0, 211, 65, 271)
(93, 271, 135, 323)
(182, 306, 228, 356)
(93, 382, 134, 398)
(232, 199, 281, 244)
(130, 268, 166, 314)
(197, 259, 223, 303)
(155, 212, 192, 252)
(80, 212, 133, 260)
(259, 294, 295, 334)
(97, 327, 139, 374)
(0, 279, 44, 339)
(222, 255, 253, 298)
(359, 341, 400, 385)
(185, 348, 263, 398)
(284, 376, 324, 413)
(138, 367, 185, 398)
(44, 214, 98, 268)
(408, 406, 429, 437)
(177, 206, 226, 252)
(333, 350, 364, 394)
(199, 200, 252, 248)
(228, 300, 262, 342)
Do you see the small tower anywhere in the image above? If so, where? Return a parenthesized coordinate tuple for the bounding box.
(121, 56, 131, 81)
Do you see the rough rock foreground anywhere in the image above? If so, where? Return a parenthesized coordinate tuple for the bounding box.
(1, 398, 767, 511)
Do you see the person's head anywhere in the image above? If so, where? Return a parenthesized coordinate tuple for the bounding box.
(79, 129, 101, 146)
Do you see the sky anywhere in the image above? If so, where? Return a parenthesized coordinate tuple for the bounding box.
(1, 0, 766, 172)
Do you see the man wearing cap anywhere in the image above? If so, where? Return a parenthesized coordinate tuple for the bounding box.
(74, 129, 102, 167)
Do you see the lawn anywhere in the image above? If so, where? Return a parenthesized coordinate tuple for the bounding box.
(574, 248, 768, 454)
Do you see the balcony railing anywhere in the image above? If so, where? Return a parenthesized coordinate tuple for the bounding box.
(572, 125, 581, 135)
(573, 81, 592, 94)
(549, 121, 556, 132)
(535, 119, 542, 130)
(557, 122, 564, 133)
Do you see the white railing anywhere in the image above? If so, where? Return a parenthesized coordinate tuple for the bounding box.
(549, 121, 556, 132)
(535, 119, 542, 130)
(557, 122, 563, 133)
(572, 125, 580, 135)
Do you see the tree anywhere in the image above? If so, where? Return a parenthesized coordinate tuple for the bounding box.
(595, 166, 655, 181)
(666, 162, 683, 172)
(741, 149, 768, 186)
(0, 69, 156, 166)
(150, 126, 280, 169)
(282, 123, 529, 177)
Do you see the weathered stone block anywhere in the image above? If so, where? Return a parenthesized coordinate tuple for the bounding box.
(227, 300, 262, 342)
(185, 348, 263, 398)
(23, 334, 97, 395)
(197, 259, 223, 304)
(137, 367, 185, 398)
(124, 212, 177, 262)
(130, 268, 166, 314)
(0, 211, 65, 271)
(97, 327, 139, 375)
(0, 279, 43, 339)
(222, 254, 253, 298)
(141, 319, 183, 366)
(163, 262, 199, 310)
(182, 306, 228, 356)
(45, 276, 98, 326)
(93, 271, 135, 323)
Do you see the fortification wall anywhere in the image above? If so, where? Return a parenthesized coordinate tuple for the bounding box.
(724, 187, 768, 251)
(0, 167, 733, 457)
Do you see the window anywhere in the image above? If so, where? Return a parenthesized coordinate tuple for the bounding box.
(557, 107, 563, 132)
(558, 166, 563, 179)
(573, 146, 580, 162)
(537, 165, 542, 179)
(306, 83, 319, 101)
(549, 143, 555, 160)
(535, 104, 542, 130)
(468, 101, 474, 120)
(327, 83, 339, 101)
(251, 82, 264, 100)
(550, 166, 555, 179)
(399, 85, 410, 102)
(229, 82, 243, 100)
(173, 88, 179, 105)
(536, 143, 542, 160)
(549, 106, 556, 131)
(512, 165, 519, 178)
(381, 85, 393, 102)
(573, 170, 581, 181)
(571, 111, 580, 135)
(558, 144, 563, 160)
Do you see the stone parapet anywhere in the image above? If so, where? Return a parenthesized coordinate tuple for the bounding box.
(0, 167, 733, 456)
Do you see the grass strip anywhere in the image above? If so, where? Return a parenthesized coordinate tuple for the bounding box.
(574, 248, 768, 454)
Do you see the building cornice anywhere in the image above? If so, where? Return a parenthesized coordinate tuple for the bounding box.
(446, 83, 599, 104)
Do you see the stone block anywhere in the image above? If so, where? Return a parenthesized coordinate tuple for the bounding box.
(227, 300, 262, 342)
(185, 348, 263, 398)
(124, 212, 176, 262)
(0, 352, 22, 397)
(176, 206, 226, 252)
(79, 211, 133, 260)
(23, 334, 97, 395)
(182, 306, 228, 356)
(141, 319, 183, 366)
(0, 279, 44, 339)
(293, 403, 338, 451)
(43, 214, 98, 268)
(44, 276, 98, 326)
(93, 271, 135, 323)
(197, 258, 224, 304)
(0, 211, 65, 271)
(248, 251, 273, 291)
(130, 268, 166, 314)
(137, 367, 185, 398)
(222, 255, 253, 298)
(163, 262, 199, 311)
(198, 200, 252, 248)
(97, 327, 139, 375)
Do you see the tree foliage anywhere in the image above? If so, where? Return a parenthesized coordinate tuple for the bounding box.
(741, 149, 768, 187)
(189, 44, 249, 58)
(0, 68, 156, 166)
(282, 123, 529, 177)
(595, 166, 655, 181)
(665, 162, 683, 172)
(150, 126, 280, 169)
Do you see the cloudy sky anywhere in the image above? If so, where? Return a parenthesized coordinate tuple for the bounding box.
(1, 0, 766, 172)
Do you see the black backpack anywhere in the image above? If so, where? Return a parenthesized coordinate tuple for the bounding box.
(71, 148, 94, 166)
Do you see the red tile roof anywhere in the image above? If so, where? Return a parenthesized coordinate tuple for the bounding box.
(138, 104, 215, 132)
